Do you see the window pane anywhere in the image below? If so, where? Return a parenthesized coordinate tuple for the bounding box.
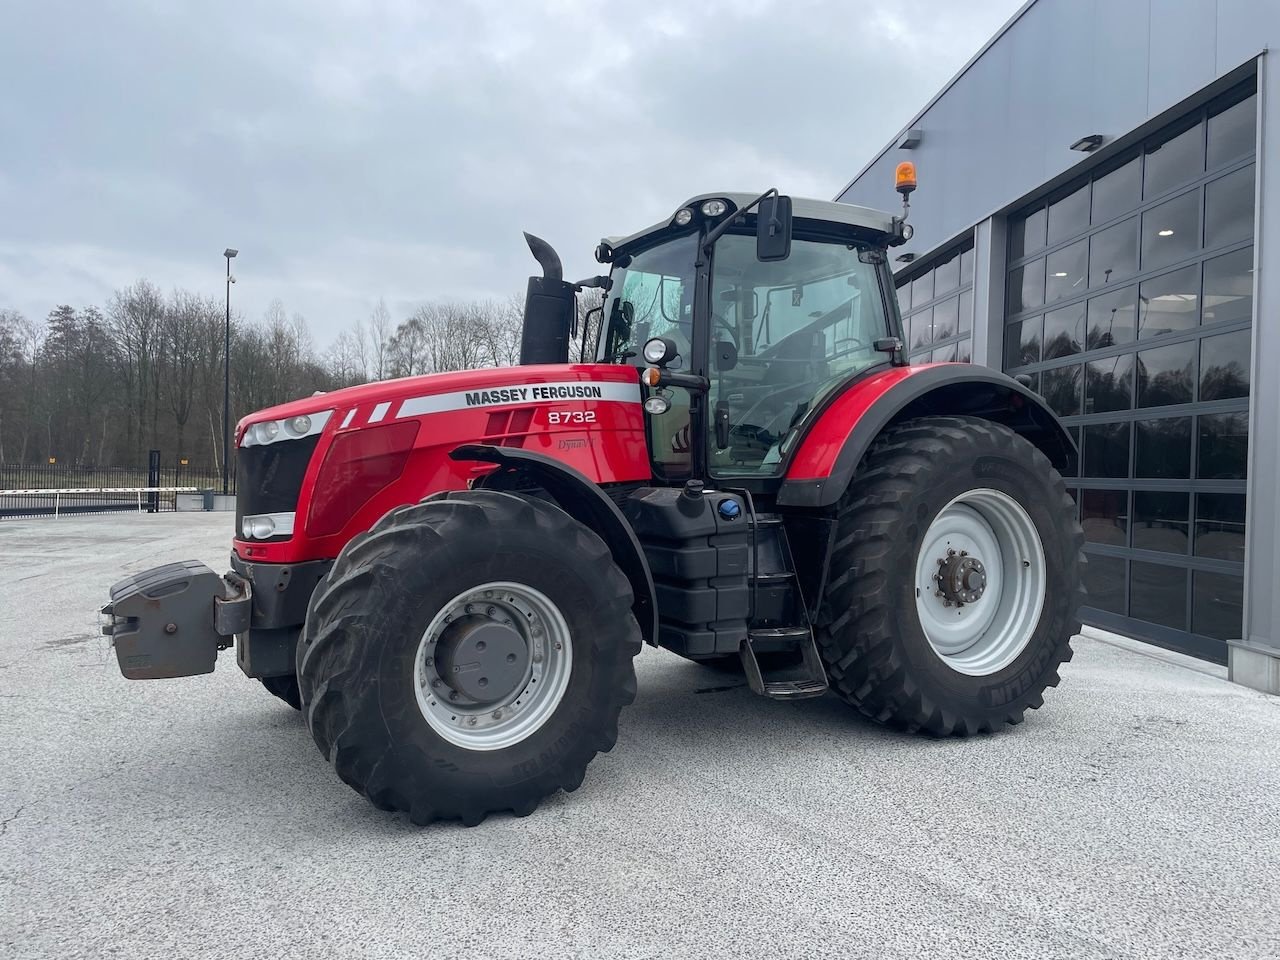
(1195, 493, 1245, 562)
(1199, 329, 1250, 401)
(1006, 317, 1042, 367)
(1092, 156, 1141, 222)
(1192, 571, 1243, 640)
(1137, 340, 1195, 407)
(958, 289, 973, 334)
(1086, 354, 1133, 412)
(1144, 120, 1204, 199)
(1208, 94, 1256, 168)
(1202, 246, 1253, 326)
(1138, 265, 1199, 339)
(934, 251, 961, 294)
(1048, 184, 1090, 244)
(1081, 489, 1128, 546)
(955, 338, 971, 363)
(1088, 217, 1137, 288)
(1083, 553, 1126, 614)
(897, 282, 911, 314)
(932, 296, 958, 341)
(959, 247, 974, 286)
(1135, 417, 1191, 478)
(1010, 207, 1047, 260)
(1131, 562, 1188, 630)
(1133, 491, 1189, 554)
(1204, 165, 1255, 249)
(933, 342, 958, 363)
(909, 307, 933, 350)
(1043, 303, 1084, 359)
(1046, 241, 1087, 302)
(1083, 422, 1130, 477)
(1043, 364, 1082, 416)
(1141, 191, 1200, 271)
(1198, 412, 1248, 479)
(912, 270, 934, 307)
(1008, 258, 1045, 314)
(1087, 286, 1138, 348)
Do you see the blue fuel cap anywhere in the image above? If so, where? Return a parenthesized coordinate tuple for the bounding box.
(717, 498, 742, 520)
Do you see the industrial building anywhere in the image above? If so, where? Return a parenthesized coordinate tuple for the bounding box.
(837, 0, 1280, 691)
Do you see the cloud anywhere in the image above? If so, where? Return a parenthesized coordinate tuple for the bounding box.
(0, 0, 1021, 342)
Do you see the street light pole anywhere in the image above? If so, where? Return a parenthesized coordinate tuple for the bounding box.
(222, 247, 238, 496)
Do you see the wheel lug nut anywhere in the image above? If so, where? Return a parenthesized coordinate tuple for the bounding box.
(492, 710, 503, 720)
(467, 717, 478, 726)
(487, 606, 497, 618)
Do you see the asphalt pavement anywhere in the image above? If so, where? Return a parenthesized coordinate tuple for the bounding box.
(2, 512, 1279, 959)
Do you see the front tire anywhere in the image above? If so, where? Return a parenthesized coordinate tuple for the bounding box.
(816, 416, 1084, 735)
(297, 490, 642, 825)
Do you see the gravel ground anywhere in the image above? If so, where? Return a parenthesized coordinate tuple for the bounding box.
(2, 512, 1279, 960)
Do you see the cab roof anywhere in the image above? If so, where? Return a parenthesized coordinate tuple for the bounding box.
(604, 192, 897, 256)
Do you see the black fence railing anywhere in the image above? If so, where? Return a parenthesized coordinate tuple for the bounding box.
(0, 455, 232, 520)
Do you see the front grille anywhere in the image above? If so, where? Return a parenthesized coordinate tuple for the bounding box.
(235, 435, 321, 537)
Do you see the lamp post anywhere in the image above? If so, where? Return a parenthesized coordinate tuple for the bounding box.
(223, 247, 238, 496)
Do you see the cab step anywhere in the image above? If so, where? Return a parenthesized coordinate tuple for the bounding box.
(740, 628, 829, 701)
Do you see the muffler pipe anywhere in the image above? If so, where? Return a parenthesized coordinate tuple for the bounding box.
(520, 232, 574, 365)
(524, 232, 563, 282)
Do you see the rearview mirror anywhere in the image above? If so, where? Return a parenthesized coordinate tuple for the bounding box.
(756, 194, 792, 262)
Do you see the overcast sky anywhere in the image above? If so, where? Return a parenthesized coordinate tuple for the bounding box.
(1, 0, 1021, 345)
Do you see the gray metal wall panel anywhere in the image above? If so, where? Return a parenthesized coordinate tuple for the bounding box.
(838, 0, 1274, 260)
(1148, 3, 1218, 113)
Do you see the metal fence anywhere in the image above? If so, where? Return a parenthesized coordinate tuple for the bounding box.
(0, 455, 232, 520)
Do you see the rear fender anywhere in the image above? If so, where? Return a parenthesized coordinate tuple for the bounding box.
(449, 444, 658, 645)
(778, 364, 1077, 508)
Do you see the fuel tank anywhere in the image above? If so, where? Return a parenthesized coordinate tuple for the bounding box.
(233, 364, 650, 563)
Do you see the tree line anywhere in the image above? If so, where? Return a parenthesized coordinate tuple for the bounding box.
(0, 281, 602, 473)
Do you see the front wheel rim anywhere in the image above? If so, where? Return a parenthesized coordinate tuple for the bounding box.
(913, 488, 1047, 677)
(413, 581, 573, 751)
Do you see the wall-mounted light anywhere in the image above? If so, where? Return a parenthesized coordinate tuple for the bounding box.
(1158, 229, 1174, 237)
(897, 127, 923, 150)
(1070, 134, 1105, 152)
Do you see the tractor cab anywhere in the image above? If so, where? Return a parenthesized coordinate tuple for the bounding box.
(593, 189, 912, 487)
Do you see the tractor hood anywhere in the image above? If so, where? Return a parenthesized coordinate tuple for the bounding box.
(235, 364, 640, 443)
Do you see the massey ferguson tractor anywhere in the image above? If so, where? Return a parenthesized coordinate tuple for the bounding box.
(103, 170, 1084, 825)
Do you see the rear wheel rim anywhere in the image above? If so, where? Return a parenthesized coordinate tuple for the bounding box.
(413, 581, 572, 751)
(913, 488, 1046, 677)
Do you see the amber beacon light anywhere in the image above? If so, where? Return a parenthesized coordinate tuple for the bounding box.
(895, 161, 918, 196)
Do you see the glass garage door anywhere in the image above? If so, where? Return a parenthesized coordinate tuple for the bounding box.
(1002, 84, 1255, 663)
(896, 241, 974, 363)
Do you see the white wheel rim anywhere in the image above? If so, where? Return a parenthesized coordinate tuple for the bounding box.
(413, 581, 573, 751)
(913, 488, 1046, 677)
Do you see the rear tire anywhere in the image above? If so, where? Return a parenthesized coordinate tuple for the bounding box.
(297, 490, 641, 825)
(816, 416, 1084, 735)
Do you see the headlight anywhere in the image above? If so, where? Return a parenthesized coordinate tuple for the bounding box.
(642, 336, 676, 365)
(240, 512, 296, 540)
(643, 395, 671, 415)
(673, 207, 694, 226)
(240, 410, 333, 447)
(700, 199, 728, 217)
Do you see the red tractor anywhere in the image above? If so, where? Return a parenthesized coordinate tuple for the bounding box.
(103, 176, 1084, 825)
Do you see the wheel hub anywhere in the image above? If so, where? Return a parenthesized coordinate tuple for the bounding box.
(435, 615, 528, 702)
(935, 551, 987, 606)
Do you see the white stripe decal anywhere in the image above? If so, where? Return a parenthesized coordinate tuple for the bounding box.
(340, 409, 356, 429)
(369, 401, 392, 423)
(397, 380, 641, 418)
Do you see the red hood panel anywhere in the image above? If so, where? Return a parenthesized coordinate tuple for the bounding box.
(236, 364, 638, 434)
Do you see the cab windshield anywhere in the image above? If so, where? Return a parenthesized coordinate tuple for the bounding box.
(598, 232, 698, 369)
(708, 232, 890, 476)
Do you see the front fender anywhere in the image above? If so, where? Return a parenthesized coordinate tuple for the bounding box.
(449, 444, 659, 645)
(778, 364, 1077, 508)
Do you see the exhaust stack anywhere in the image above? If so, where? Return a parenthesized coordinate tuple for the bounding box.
(519, 232, 575, 365)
